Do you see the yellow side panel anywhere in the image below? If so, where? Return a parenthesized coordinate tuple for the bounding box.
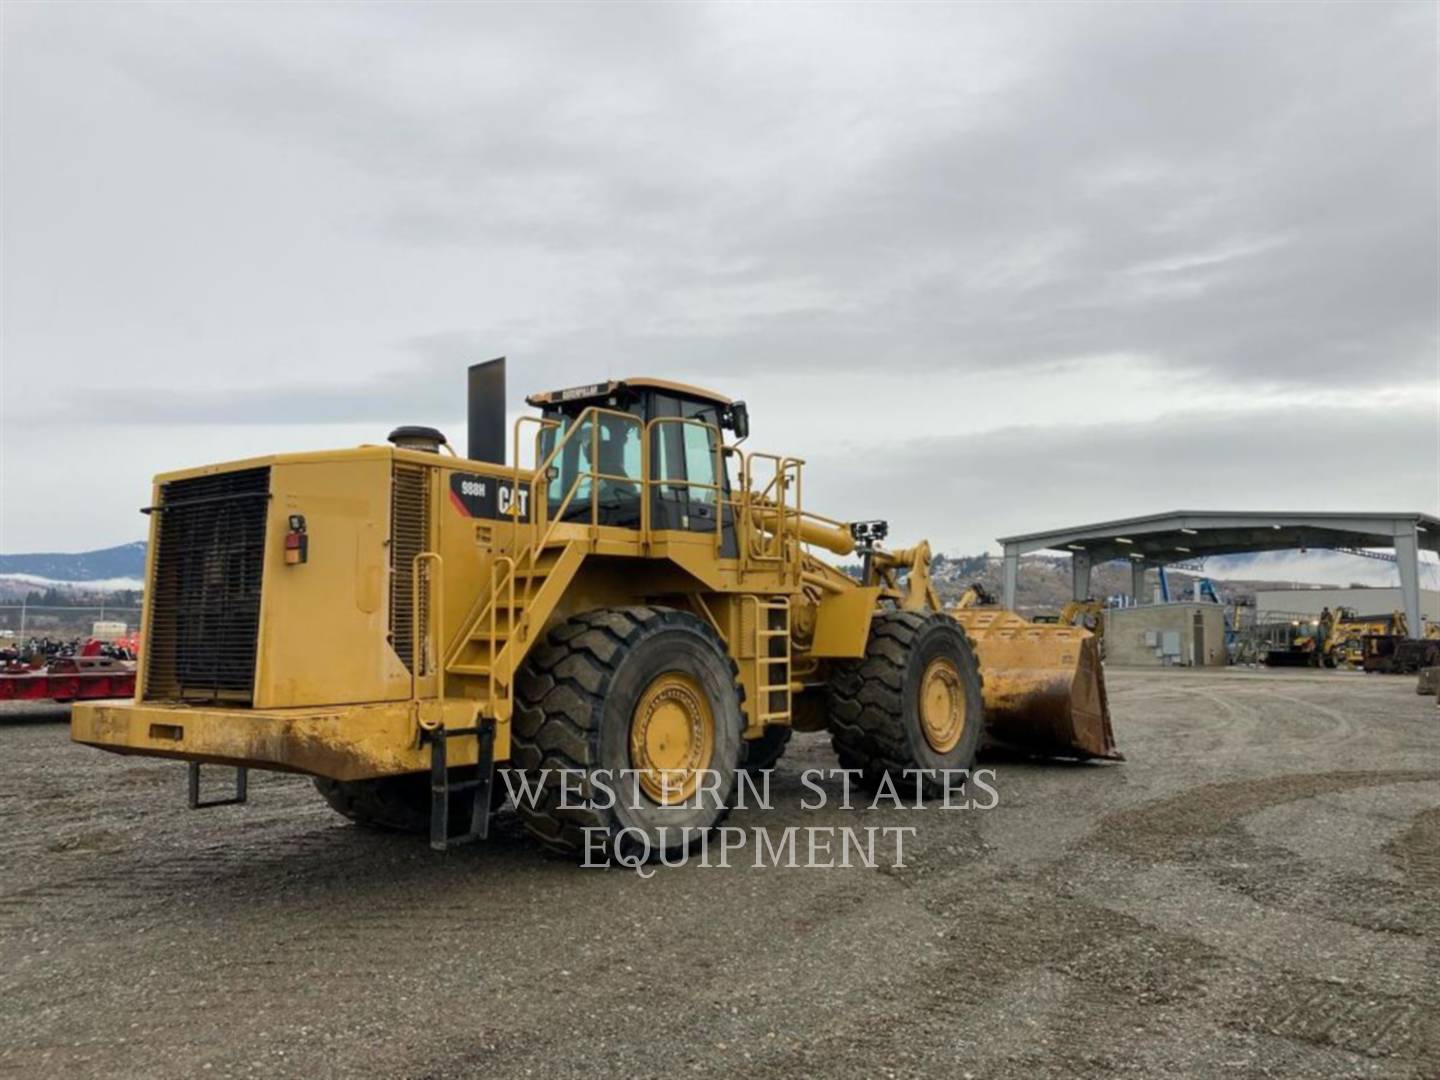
(810, 586, 881, 658)
(255, 459, 413, 708)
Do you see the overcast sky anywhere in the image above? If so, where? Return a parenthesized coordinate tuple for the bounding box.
(3, 2, 1437, 572)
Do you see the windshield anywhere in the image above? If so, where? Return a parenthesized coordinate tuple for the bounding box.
(538, 408, 643, 516)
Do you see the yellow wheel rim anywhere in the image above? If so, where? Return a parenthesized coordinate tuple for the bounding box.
(919, 656, 966, 753)
(629, 671, 715, 804)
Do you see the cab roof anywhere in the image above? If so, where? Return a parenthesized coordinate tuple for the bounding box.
(526, 377, 732, 409)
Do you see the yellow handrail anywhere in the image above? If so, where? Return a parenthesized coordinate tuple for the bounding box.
(448, 409, 820, 691)
(446, 408, 821, 704)
(487, 554, 515, 710)
(512, 415, 559, 528)
(508, 405, 807, 574)
(527, 406, 646, 561)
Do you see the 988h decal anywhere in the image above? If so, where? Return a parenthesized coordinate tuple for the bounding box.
(448, 472, 531, 522)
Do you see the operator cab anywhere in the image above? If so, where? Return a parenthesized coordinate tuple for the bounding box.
(526, 377, 749, 538)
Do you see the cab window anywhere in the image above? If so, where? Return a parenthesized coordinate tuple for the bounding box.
(651, 394, 721, 505)
(539, 406, 643, 525)
(681, 421, 716, 505)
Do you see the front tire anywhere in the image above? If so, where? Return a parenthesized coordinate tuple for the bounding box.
(509, 606, 745, 859)
(313, 771, 504, 836)
(826, 611, 984, 798)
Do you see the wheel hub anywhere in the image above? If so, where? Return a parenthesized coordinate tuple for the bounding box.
(629, 672, 715, 803)
(919, 656, 966, 753)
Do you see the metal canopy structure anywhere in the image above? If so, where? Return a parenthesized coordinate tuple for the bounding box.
(996, 510, 1440, 638)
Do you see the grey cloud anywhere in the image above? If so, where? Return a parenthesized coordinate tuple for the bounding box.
(3, 4, 1436, 551)
(23, 4, 1431, 388)
(808, 402, 1440, 552)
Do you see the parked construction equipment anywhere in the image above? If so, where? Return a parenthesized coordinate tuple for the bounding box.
(1325, 609, 1406, 668)
(1264, 607, 1410, 669)
(1, 638, 136, 702)
(1363, 633, 1440, 675)
(72, 362, 1116, 856)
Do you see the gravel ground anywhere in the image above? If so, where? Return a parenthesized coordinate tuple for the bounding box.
(1, 668, 1437, 1079)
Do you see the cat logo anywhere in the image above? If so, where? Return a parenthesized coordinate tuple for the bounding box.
(498, 484, 529, 518)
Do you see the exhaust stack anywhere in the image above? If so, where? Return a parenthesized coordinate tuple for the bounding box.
(467, 357, 507, 464)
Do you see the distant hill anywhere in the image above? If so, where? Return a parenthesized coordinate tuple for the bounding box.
(0, 541, 147, 582)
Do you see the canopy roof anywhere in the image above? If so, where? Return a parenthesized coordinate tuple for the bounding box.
(998, 510, 1440, 565)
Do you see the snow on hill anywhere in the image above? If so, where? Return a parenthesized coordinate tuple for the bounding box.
(0, 572, 146, 592)
(0, 543, 148, 598)
(0, 541, 147, 582)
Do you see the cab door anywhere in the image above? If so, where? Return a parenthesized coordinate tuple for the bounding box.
(649, 393, 727, 542)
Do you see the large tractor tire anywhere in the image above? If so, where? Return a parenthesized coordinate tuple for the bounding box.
(510, 606, 745, 859)
(313, 770, 502, 836)
(742, 725, 792, 773)
(826, 610, 984, 798)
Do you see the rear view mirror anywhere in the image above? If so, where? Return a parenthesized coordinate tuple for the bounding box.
(729, 401, 750, 441)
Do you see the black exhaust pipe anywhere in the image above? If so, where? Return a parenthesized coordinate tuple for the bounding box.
(467, 357, 506, 464)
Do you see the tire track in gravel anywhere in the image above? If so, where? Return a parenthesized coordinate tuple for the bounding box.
(1088, 770, 1440, 862)
(1385, 806, 1440, 1069)
(6, 675, 1439, 1079)
(1077, 769, 1440, 1073)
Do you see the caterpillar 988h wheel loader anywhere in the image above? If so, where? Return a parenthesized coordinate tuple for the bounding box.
(72, 360, 1117, 856)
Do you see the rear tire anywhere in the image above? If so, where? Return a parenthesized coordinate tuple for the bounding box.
(742, 725, 792, 772)
(510, 606, 744, 859)
(314, 768, 506, 836)
(826, 611, 984, 798)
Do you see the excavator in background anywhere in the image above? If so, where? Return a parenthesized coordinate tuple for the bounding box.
(952, 582, 997, 609)
(1059, 598, 1105, 634)
(1035, 598, 1107, 657)
(73, 360, 1118, 857)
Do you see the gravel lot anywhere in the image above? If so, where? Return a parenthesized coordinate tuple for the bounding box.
(2, 668, 1436, 1079)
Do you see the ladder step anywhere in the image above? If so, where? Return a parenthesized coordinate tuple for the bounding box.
(428, 718, 497, 852)
(449, 663, 493, 677)
(468, 628, 513, 643)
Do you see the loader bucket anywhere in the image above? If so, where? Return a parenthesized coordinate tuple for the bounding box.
(950, 610, 1122, 761)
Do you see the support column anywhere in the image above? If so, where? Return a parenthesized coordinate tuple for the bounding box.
(1394, 523, 1422, 639)
(1002, 549, 1020, 610)
(1072, 551, 1092, 601)
(1131, 562, 1148, 605)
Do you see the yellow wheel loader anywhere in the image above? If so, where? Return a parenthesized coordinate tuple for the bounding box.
(73, 361, 1118, 855)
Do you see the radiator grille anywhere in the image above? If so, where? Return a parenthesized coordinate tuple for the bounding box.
(390, 464, 431, 674)
(145, 467, 270, 702)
